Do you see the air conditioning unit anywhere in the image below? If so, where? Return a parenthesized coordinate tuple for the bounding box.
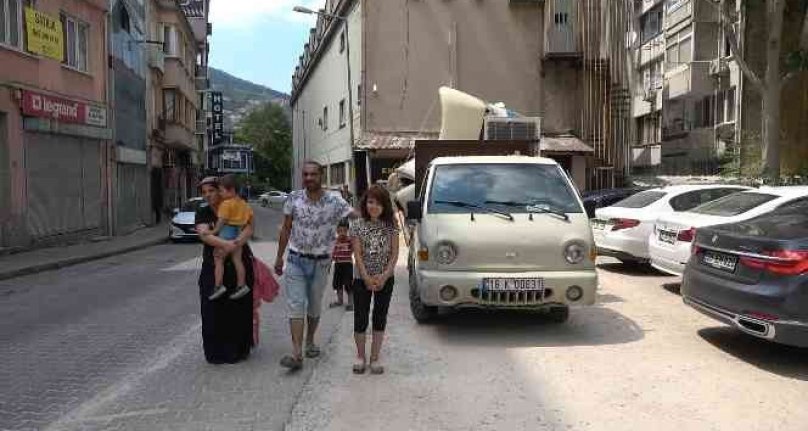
(483, 117, 541, 141)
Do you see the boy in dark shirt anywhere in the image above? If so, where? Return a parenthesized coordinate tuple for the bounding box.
(331, 219, 354, 310)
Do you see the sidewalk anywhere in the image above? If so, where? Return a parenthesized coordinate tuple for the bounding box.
(0, 224, 168, 281)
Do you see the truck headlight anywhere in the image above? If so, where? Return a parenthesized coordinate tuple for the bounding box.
(564, 242, 586, 264)
(436, 242, 457, 265)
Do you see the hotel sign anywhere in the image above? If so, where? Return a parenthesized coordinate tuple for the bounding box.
(21, 90, 108, 128)
(25, 8, 64, 62)
(211, 92, 224, 145)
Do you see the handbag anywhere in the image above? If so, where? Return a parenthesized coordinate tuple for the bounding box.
(252, 257, 280, 345)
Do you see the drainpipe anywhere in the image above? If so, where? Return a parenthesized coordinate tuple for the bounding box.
(104, 9, 115, 237)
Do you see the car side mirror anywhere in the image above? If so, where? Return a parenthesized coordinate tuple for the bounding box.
(406, 200, 423, 221)
(583, 201, 597, 219)
(172, 208, 179, 215)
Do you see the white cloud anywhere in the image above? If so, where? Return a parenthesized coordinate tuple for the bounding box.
(210, 0, 326, 28)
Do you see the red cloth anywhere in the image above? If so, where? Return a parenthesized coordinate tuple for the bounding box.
(252, 257, 279, 345)
(332, 236, 353, 263)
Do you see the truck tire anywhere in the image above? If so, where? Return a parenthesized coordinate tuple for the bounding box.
(409, 272, 437, 323)
(548, 305, 570, 324)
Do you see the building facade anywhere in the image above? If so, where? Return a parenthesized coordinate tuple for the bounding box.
(111, 0, 151, 234)
(291, 0, 634, 195)
(145, 0, 200, 216)
(630, 0, 808, 178)
(0, 0, 112, 248)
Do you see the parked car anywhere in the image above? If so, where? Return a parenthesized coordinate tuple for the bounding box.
(592, 185, 749, 264)
(650, 187, 808, 276)
(169, 198, 206, 241)
(259, 191, 288, 208)
(682, 205, 808, 348)
(581, 187, 646, 219)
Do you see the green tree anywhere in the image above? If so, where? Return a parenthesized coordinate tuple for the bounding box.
(236, 103, 292, 191)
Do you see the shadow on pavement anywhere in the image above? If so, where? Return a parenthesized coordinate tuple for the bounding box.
(597, 262, 670, 277)
(662, 282, 681, 295)
(430, 306, 644, 348)
(698, 327, 808, 381)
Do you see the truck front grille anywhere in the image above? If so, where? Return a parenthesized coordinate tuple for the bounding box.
(471, 288, 553, 306)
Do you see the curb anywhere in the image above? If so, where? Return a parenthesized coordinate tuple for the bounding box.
(0, 237, 168, 282)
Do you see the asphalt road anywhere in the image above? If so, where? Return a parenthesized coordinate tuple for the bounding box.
(0, 205, 346, 431)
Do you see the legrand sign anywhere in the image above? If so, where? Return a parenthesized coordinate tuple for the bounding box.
(25, 8, 63, 62)
(21, 90, 107, 128)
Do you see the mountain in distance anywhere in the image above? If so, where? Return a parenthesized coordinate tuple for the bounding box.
(209, 67, 290, 130)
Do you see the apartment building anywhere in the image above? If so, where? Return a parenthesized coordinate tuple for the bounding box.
(631, 0, 721, 175)
(145, 0, 200, 214)
(630, 0, 807, 177)
(111, 0, 150, 233)
(0, 0, 112, 248)
(291, 0, 633, 194)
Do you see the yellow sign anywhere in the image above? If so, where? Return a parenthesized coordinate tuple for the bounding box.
(25, 8, 63, 62)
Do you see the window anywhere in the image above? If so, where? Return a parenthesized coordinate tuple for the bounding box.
(163, 89, 177, 122)
(339, 30, 345, 53)
(694, 96, 715, 129)
(62, 14, 89, 71)
(726, 87, 736, 121)
(118, 5, 130, 33)
(670, 188, 745, 212)
(666, 26, 692, 70)
(0, 0, 28, 49)
(690, 192, 778, 216)
(667, 0, 688, 14)
(339, 99, 346, 128)
(330, 162, 346, 186)
(322, 105, 328, 131)
(641, 7, 662, 43)
(614, 191, 667, 208)
(775, 198, 808, 214)
(428, 164, 583, 215)
(162, 24, 175, 55)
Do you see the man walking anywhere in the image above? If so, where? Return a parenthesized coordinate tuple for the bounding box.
(275, 161, 354, 370)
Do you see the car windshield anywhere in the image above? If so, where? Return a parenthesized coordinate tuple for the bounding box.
(180, 200, 203, 212)
(428, 163, 582, 214)
(612, 191, 666, 208)
(690, 192, 778, 216)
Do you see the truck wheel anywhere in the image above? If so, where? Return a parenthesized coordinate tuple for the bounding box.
(409, 275, 437, 323)
(547, 306, 570, 324)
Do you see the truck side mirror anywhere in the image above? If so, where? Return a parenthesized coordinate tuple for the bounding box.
(583, 200, 597, 219)
(406, 200, 423, 221)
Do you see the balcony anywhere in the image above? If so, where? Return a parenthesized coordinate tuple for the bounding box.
(639, 0, 665, 15)
(665, 62, 713, 100)
(633, 89, 662, 117)
(165, 121, 195, 152)
(709, 58, 730, 77)
(666, 0, 692, 29)
(638, 36, 664, 66)
(631, 144, 662, 167)
(148, 46, 165, 73)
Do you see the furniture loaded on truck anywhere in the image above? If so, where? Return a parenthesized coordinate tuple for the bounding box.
(402, 88, 598, 323)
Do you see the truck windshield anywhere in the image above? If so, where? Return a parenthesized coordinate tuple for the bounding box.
(428, 163, 582, 214)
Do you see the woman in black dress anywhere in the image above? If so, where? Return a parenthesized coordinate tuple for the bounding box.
(195, 177, 255, 364)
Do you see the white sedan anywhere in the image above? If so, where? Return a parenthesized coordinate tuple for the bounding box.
(649, 186, 808, 276)
(593, 185, 749, 264)
(259, 191, 287, 208)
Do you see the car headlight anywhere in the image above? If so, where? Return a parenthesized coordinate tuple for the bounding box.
(564, 242, 586, 264)
(435, 242, 458, 265)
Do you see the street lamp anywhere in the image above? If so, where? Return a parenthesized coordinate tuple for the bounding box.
(293, 5, 356, 184)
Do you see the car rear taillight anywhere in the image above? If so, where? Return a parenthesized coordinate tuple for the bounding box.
(677, 227, 696, 243)
(740, 250, 808, 276)
(610, 218, 640, 231)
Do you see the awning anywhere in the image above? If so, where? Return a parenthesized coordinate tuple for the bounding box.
(356, 131, 439, 151)
(540, 135, 594, 154)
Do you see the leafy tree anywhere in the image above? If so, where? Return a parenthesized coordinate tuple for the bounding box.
(714, 0, 808, 183)
(235, 103, 292, 191)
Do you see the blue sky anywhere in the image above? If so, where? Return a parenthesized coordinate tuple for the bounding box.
(209, 0, 325, 94)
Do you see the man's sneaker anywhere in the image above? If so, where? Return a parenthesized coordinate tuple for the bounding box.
(208, 285, 227, 300)
(229, 285, 251, 300)
(305, 344, 321, 358)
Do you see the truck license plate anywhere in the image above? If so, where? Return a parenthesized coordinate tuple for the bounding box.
(483, 278, 544, 292)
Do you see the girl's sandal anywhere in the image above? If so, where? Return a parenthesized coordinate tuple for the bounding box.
(369, 360, 384, 375)
(352, 358, 367, 374)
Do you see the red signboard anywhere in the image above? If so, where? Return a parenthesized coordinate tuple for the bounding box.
(20, 90, 107, 127)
